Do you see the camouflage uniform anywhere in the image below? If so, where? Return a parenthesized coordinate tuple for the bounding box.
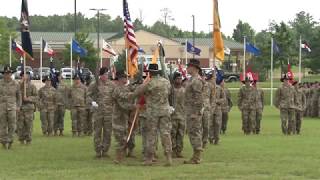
(184, 75, 204, 162)
(238, 85, 256, 134)
(310, 86, 319, 117)
(134, 75, 172, 165)
(210, 85, 225, 144)
(112, 84, 135, 162)
(69, 83, 87, 136)
(295, 87, 306, 134)
(54, 81, 69, 135)
(39, 84, 56, 135)
(87, 80, 114, 156)
(17, 81, 37, 143)
(201, 81, 212, 147)
(254, 87, 264, 134)
(221, 86, 232, 134)
(170, 86, 186, 156)
(275, 83, 296, 135)
(0, 78, 21, 147)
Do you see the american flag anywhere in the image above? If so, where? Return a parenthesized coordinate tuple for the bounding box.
(123, 0, 138, 76)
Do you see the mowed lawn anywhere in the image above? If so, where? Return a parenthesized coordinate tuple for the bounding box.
(1, 107, 320, 179)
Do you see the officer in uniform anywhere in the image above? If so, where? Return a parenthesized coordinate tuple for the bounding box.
(54, 72, 69, 136)
(253, 81, 264, 134)
(183, 59, 204, 164)
(293, 81, 306, 134)
(132, 64, 173, 166)
(275, 74, 296, 135)
(170, 72, 186, 158)
(238, 77, 256, 135)
(84, 75, 94, 136)
(17, 71, 38, 144)
(220, 80, 232, 134)
(112, 71, 136, 163)
(0, 66, 21, 149)
(201, 71, 213, 148)
(87, 67, 115, 158)
(38, 75, 56, 136)
(69, 74, 87, 137)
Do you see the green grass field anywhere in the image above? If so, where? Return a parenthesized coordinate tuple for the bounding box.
(1, 107, 320, 179)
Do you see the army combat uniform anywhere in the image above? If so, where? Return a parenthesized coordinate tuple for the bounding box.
(238, 84, 256, 134)
(210, 84, 225, 144)
(18, 80, 38, 143)
(39, 82, 56, 136)
(69, 83, 87, 136)
(294, 86, 306, 134)
(170, 85, 186, 157)
(201, 81, 213, 148)
(87, 79, 115, 157)
(221, 86, 232, 134)
(0, 76, 21, 148)
(275, 82, 296, 135)
(54, 81, 69, 136)
(254, 87, 264, 134)
(112, 83, 135, 163)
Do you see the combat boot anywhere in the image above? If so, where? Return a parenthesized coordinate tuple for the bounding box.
(214, 139, 219, 145)
(59, 130, 64, 136)
(54, 130, 58, 136)
(101, 151, 110, 158)
(143, 153, 154, 166)
(127, 149, 136, 158)
(1, 142, 6, 149)
(72, 132, 77, 137)
(175, 151, 184, 158)
(114, 150, 124, 164)
(95, 151, 102, 159)
(164, 152, 173, 166)
(7, 142, 12, 150)
(184, 150, 201, 164)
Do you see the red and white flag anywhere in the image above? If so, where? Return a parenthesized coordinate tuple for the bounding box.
(301, 42, 311, 52)
(102, 39, 117, 56)
(42, 39, 54, 56)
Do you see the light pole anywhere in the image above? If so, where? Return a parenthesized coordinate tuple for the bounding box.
(74, 0, 77, 37)
(192, 15, 195, 59)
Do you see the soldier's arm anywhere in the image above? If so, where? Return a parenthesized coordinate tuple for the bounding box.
(28, 85, 39, 103)
(216, 87, 225, 105)
(302, 93, 307, 111)
(191, 79, 204, 108)
(132, 81, 150, 98)
(274, 88, 280, 108)
(115, 88, 136, 111)
(16, 83, 22, 109)
(227, 89, 233, 108)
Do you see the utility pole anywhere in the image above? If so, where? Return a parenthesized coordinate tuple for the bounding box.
(160, 8, 174, 25)
(74, 0, 77, 37)
(192, 15, 195, 59)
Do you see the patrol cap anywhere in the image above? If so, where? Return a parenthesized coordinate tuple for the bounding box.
(187, 59, 201, 71)
(148, 64, 159, 72)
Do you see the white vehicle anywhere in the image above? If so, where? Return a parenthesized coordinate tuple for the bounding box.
(60, 68, 74, 79)
(15, 66, 34, 79)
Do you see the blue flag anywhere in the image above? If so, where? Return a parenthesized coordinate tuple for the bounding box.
(273, 40, 280, 54)
(72, 40, 87, 57)
(187, 41, 201, 56)
(216, 68, 224, 85)
(246, 43, 261, 56)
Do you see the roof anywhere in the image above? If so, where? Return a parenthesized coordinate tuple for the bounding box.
(16, 32, 118, 43)
(173, 38, 243, 50)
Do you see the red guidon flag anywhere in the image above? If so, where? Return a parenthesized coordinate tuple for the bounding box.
(42, 39, 54, 56)
(102, 39, 117, 56)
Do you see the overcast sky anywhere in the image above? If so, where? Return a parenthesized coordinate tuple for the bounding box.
(1, 0, 319, 36)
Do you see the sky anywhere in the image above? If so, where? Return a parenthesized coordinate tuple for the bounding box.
(0, 0, 319, 36)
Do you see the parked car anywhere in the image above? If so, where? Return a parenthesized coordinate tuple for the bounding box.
(15, 66, 34, 79)
(81, 68, 95, 80)
(61, 68, 74, 79)
(223, 72, 240, 82)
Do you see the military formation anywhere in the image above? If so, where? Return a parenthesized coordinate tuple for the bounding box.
(0, 62, 316, 166)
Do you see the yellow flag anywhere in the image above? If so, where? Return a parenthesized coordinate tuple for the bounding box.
(151, 46, 159, 64)
(213, 0, 224, 61)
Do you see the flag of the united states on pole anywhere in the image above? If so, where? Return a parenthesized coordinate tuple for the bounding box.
(123, 0, 138, 76)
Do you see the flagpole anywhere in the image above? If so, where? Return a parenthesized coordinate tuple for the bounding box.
(40, 37, 43, 82)
(270, 37, 274, 106)
(23, 52, 27, 97)
(125, 48, 128, 80)
(212, 0, 216, 70)
(70, 38, 73, 85)
(298, 35, 302, 83)
(100, 38, 103, 68)
(243, 36, 246, 79)
(185, 39, 188, 66)
(9, 36, 12, 67)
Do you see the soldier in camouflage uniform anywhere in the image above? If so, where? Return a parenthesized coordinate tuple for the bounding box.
(238, 78, 256, 135)
(133, 64, 172, 166)
(209, 75, 225, 144)
(39, 75, 56, 136)
(200, 71, 212, 148)
(54, 72, 69, 136)
(293, 81, 306, 134)
(275, 74, 296, 135)
(183, 59, 204, 164)
(253, 81, 264, 134)
(220, 80, 232, 134)
(0, 66, 21, 149)
(17, 72, 37, 144)
(170, 72, 186, 158)
(69, 74, 87, 137)
(112, 71, 136, 163)
(87, 67, 115, 158)
(311, 83, 319, 118)
(84, 75, 94, 136)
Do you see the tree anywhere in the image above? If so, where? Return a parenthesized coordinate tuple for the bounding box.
(232, 20, 255, 43)
(0, 19, 17, 66)
(63, 32, 98, 72)
(160, 8, 174, 25)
